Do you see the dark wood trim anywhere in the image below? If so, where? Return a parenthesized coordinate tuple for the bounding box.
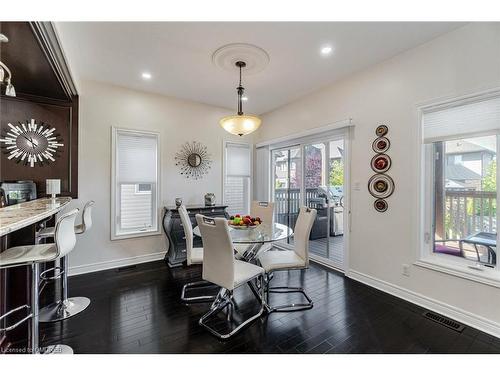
(29, 22, 78, 100)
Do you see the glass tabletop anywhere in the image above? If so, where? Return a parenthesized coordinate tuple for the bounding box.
(193, 222, 293, 244)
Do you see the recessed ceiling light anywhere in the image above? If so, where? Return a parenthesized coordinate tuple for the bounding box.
(242, 96, 248, 101)
(320, 46, 333, 56)
(142, 72, 152, 80)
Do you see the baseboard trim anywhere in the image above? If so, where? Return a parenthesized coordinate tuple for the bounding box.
(69, 252, 166, 276)
(346, 269, 500, 338)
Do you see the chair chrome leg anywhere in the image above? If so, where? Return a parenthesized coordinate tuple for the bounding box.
(199, 275, 265, 340)
(31, 263, 73, 354)
(39, 256, 90, 323)
(263, 272, 313, 313)
(181, 280, 217, 303)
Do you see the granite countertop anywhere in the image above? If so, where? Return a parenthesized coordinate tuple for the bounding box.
(0, 197, 72, 236)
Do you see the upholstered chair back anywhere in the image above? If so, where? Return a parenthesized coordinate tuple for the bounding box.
(81, 200, 95, 232)
(195, 215, 235, 290)
(251, 201, 275, 225)
(293, 207, 317, 265)
(178, 205, 195, 265)
(55, 209, 79, 258)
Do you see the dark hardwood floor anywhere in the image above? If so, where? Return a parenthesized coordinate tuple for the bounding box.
(36, 260, 500, 354)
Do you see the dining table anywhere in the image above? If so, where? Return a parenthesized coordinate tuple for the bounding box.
(193, 221, 294, 309)
(193, 221, 293, 261)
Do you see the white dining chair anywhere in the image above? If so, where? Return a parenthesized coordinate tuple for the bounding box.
(178, 205, 216, 303)
(196, 214, 265, 339)
(257, 206, 317, 312)
(251, 200, 274, 224)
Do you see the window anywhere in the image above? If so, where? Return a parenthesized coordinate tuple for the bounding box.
(224, 142, 251, 216)
(112, 128, 160, 239)
(420, 91, 500, 283)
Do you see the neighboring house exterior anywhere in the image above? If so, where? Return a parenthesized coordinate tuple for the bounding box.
(445, 139, 495, 191)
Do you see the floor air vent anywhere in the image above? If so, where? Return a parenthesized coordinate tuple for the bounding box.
(423, 311, 465, 332)
(116, 265, 137, 272)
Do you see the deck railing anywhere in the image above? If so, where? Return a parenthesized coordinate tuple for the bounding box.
(444, 190, 496, 239)
(274, 187, 324, 228)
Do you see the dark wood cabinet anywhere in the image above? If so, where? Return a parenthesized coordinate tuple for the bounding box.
(162, 205, 228, 267)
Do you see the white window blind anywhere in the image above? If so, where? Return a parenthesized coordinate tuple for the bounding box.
(117, 133, 158, 183)
(255, 146, 270, 201)
(422, 94, 500, 143)
(112, 128, 159, 239)
(224, 142, 251, 216)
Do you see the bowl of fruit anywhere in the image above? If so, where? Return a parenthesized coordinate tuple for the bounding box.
(228, 214, 262, 229)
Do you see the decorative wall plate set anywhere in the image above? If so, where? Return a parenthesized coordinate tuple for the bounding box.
(368, 125, 394, 212)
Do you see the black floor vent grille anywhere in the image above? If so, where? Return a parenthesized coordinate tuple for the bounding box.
(116, 265, 137, 272)
(423, 311, 465, 332)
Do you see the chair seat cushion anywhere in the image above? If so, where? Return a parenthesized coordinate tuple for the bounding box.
(233, 259, 264, 288)
(0, 244, 58, 268)
(258, 250, 306, 273)
(188, 247, 204, 265)
(434, 244, 461, 256)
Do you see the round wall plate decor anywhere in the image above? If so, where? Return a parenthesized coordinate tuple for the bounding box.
(372, 137, 390, 153)
(368, 174, 395, 199)
(374, 199, 388, 212)
(370, 154, 392, 173)
(375, 125, 388, 137)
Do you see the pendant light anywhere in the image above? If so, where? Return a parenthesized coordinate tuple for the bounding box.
(220, 61, 261, 136)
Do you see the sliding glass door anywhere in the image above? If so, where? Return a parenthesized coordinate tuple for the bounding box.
(271, 136, 346, 270)
(272, 147, 302, 243)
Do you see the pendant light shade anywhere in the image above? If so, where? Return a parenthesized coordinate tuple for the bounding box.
(220, 114, 261, 136)
(220, 61, 261, 136)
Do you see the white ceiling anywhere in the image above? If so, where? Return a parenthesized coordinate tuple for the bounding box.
(56, 22, 465, 114)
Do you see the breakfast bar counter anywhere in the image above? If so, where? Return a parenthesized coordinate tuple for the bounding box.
(0, 197, 72, 237)
(0, 197, 71, 351)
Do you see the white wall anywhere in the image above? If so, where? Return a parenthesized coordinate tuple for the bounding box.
(256, 23, 500, 332)
(68, 80, 252, 275)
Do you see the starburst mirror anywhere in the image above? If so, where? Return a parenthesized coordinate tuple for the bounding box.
(175, 141, 212, 179)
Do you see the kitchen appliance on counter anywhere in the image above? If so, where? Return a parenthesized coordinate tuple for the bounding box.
(204, 193, 216, 206)
(0, 180, 37, 206)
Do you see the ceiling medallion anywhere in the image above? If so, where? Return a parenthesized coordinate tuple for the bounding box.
(212, 43, 270, 75)
(219, 61, 262, 137)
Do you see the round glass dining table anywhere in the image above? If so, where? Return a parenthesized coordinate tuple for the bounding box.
(193, 222, 293, 260)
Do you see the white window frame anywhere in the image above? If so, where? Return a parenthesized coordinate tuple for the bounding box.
(416, 89, 500, 288)
(111, 127, 161, 240)
(222, 140, 253, 215)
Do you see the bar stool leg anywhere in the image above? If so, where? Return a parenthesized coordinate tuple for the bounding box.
(38, 256, 90, 323)
(30, 263, 73, 354)
(29, 263, 39, 353)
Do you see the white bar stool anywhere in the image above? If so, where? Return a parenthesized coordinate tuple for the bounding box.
(0, 209, 79, 354)
(36, 201, 94, 322)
